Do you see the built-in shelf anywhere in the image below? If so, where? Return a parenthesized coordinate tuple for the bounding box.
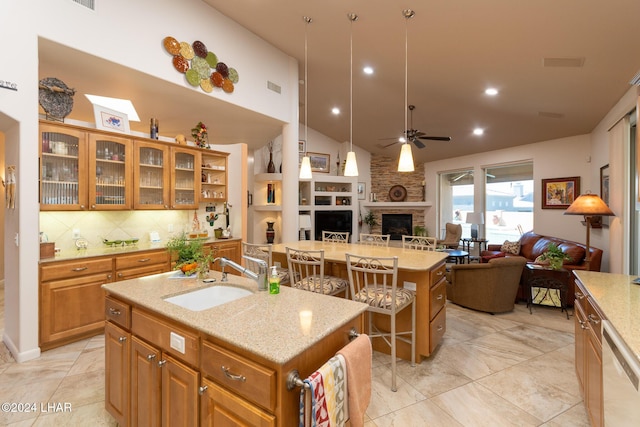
(360, 201, 432, 209)
(253, 205, 282, 212)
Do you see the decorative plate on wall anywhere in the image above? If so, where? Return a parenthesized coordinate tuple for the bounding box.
(389, 185, 407, 202)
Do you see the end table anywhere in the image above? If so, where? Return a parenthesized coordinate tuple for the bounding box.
(523, 264, 570, 319)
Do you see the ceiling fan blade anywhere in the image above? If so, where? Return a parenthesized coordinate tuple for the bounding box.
(411, 138, 426, 149)
(417, 135, 452, 141)
(382, 140, 400, 148)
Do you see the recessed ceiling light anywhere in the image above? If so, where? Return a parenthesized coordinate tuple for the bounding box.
(484, 88, 498, 96)
(473, 128, 484, 136)
(331, 107, 340, 115)
(363, 66, 374, 75)
(85, 94, 140, 121)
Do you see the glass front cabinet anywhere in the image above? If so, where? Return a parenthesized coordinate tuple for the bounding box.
(170, 146, 200, 210)
(88, 133, 133, 210)
(134, 140, 170, 209)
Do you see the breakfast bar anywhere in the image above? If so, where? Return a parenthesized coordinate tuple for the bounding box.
(270, 241, 449, 361)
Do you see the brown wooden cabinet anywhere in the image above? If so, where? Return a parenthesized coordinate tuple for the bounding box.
(206, 240, 242, 274)
(171, 146, 200, 210)
(199, 378, 276, 427)
(105, 321, 130, 427)
(88, 132, 134, 210)
(39, 257, 113, 350)
(574, 280, 603, 427)
(134, 140, 170, 209)
(200, 151, 228, 202)
(115, 249, 169, 281)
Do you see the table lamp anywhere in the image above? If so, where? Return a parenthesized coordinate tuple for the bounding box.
(564, 193, 614, 268)
(466, 212, 484, 239)
(299, 214, 312, 240)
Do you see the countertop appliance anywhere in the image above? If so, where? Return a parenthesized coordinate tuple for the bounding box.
(602, 320, 640, 426)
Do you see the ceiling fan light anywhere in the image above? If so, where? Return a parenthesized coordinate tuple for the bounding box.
(299, 156, 312, 179)
(344, 151, 359, 176)
(398, 143, 415, 172)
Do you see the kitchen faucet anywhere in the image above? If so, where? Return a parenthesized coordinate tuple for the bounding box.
(213, 256, 268, 291)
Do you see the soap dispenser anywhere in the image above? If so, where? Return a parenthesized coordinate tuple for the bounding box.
(269, 266, 280, 295)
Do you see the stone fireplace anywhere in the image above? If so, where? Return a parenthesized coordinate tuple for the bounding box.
(382, 214, 412, 240)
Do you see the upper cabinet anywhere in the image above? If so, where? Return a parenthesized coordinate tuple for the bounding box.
(39, 121, 228, 211)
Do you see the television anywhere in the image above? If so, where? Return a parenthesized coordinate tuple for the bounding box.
(314, 210, 352, 241)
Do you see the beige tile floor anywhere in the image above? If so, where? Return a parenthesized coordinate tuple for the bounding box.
(0, 282, 589, 426)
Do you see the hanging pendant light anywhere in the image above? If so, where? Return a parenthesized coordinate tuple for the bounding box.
(299, 16, 313, 179)
(343, 13, 359, 177)
(397, 9, 415, 172)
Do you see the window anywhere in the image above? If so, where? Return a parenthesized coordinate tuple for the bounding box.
(439, 170, 474, 238)
(484, 163, 533, 243)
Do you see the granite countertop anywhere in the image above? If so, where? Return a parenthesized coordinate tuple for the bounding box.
(573, 270, 640, 363)
(102, 270, 368, 364)
(40, 237, 241, 263)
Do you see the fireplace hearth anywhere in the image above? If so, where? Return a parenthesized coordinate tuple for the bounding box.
(382, 214, 412, 240)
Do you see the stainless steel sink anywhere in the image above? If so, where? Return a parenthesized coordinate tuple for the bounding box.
(164, 285, 252, 311)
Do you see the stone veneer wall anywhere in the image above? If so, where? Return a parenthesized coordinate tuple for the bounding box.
(367, 155, 429, 236)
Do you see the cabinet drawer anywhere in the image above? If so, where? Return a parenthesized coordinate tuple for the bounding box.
(41, 257, 113, 282)
(116, 264, 168, 281)
(585, 298, 602, 344)
(430, 279, 446, 320)
(429, 306, 446, 354)
(105, 296, 131, 330)
(132, 308, 199, 367)
(200, 378, 276, 426)
(115, 250, 168, 269)
(201, 341, 276, 412)
(430, 263, 446, 287)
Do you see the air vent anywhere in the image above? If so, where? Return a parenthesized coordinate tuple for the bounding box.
(72, 0, 95, 10)
(267, 81, 281, 94)
(542, 57, 585, 68)
(538, 111, 565, 119)
(630, 70, 640, 86)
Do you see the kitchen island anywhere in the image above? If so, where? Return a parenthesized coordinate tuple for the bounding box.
(271, 241, 449, 361)
(102, 270, 367, 426)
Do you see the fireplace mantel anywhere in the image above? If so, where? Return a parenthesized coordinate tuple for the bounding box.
(360, 201, 432, 209)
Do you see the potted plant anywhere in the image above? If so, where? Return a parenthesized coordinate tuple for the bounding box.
(166, 232, 209, 276)
(363, 211, 378, 232)
(538, 243, 572, 270)
(413, 225, 427, 237)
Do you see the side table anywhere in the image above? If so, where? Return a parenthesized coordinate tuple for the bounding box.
(460, 238, 488, 262)
(523, 264, 570, 319)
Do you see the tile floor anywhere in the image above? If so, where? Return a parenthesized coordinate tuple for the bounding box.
(0, 282, 589, 426)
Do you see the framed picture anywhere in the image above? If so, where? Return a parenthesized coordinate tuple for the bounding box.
(357, 182, 366, 199)
(298, 140, 306, 153)
(308, 152, 330, 173)
(93, 105, 130, 134)
(542, 176, 580, 209)
(599, 164, 610, 226)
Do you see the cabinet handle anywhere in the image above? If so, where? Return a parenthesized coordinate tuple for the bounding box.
(158, 360, 167, 367)
(437, 325, 444, 331)
(107, 274, 112, 280)
(198, 385, 208, 395)
(138, 258, 151, 263)
(118, 336, 127, 342)
(588, 314, 600, 324)
(437, 294, 443, 300)
(108, 308, 121, 316)
(147, 354, 156, 361)
(221, 366, 246, 382)
(80, 205, 85, 210)
(71, 266, 88, 272)
(437, 270, 443, 276)
(575, 292, 584, 299)
(118, 273, 123, 278)
(91, 204, 96, 209)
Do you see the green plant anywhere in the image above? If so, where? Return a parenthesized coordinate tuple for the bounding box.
(538, 243, 572, 269)
(413, 225, 427, 236)
(363, 211, 378, 228)
(166, 232, 204, 265)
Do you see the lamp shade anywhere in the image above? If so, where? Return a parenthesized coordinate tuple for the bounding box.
(344, 151, 359, 176)
(299, 156, 312, 179)
(465, 212, 484, 224)
(564, 193, 614, 216)
(299, 214, 312, 229)
(397, 143, 415, 172)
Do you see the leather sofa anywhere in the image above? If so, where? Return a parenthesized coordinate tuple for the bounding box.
(480, 231, 603, 305)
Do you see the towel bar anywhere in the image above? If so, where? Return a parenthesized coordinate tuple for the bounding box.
(286, 328, 359, 391)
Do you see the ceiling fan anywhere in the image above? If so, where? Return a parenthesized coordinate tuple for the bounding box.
(383, 104, 451, 149)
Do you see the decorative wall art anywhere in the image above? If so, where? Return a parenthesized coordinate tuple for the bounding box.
(93, 105, 130, 133)
(308, 152, 330, 173)
(38, 77, 75, 122)
(163, 36, 239, 94)
(541, 176, 580, 209)
(599, 164, 610, 226)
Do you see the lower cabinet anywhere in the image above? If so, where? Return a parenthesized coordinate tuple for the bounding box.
(105, 321, 130, 427)
(574, 280, 603, 427)
(206, 240, 241, 274)
(115, 249, 169, 281)
(199, 378, 275, 427)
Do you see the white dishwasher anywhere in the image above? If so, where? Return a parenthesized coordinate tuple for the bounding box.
(602, 320, 640, 426)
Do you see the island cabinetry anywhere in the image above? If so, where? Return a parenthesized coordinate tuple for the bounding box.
(39, 123, 88, 211)
(199, 378, 276, 427)
(39, 256, 113, 350)
(88, 133, 134, 210)
(200, 151, 228, 202)
(133, 140, 170, 209)
(115, 249, 169, 281)
(105, 320, 130, 427)
(574, 279, 603, 427)
(429, 263, 447, 353)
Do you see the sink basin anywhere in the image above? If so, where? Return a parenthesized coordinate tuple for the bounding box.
(164, 286, 252, 311)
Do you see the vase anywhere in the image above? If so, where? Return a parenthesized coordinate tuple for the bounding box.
(267, 152, 276, 173)
(266, 221, 275, 244)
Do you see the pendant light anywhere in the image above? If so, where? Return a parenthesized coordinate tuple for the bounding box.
(397, 9, 415, 172)
(299, 16, 313, 179)
(343, 13, 359, 177)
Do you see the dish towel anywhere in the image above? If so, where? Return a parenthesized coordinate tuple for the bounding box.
(337, 334, 372, 427)
(299, 355, 347, 427)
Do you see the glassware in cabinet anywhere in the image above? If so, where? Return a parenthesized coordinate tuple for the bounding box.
(171, 147, 200, 209)
(200, 151, 228, 202)
(39, 124, 87, 211)
(88, 133, 133, 210)
(134, 141, 169, 209)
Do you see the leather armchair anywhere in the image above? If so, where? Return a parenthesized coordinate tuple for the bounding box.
(437, 223, 462, 249)
(446, 256, 528, 313)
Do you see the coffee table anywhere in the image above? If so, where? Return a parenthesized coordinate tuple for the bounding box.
(441, 249, 469, 264)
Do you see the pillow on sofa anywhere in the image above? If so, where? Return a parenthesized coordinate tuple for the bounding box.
(501, 240, 521, 255)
